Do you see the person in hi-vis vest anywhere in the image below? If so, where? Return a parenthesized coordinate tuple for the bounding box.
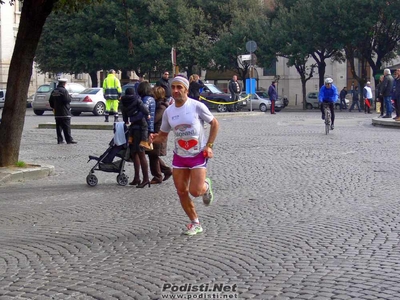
(103, 69, 122, 122)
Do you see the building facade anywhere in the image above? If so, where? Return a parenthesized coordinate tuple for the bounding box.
(0, 3, 91, 96)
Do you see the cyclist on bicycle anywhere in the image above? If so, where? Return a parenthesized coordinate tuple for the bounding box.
(319, 78, 339, 130)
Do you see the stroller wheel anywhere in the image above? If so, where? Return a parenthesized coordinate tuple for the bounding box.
(86, 174, 98, 187)
(117, 174, 129, 186)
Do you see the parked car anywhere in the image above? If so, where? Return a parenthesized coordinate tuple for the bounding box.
(0, 89, 5, 109)
(255, 91, 289, 108)
(242, 92, 270, 112)
(70, 88, 106, 116)
(306, 92, 349, 109)
(200, 83, 246, 112)
(242, 92, 286, 112)
(121, 83, 137, 96)
(32, 82, 86, 115)
(27, 94, 35, 108)
(121, 82, 155, 96)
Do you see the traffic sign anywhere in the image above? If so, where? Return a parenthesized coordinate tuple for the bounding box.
(246, 41, 257, 53)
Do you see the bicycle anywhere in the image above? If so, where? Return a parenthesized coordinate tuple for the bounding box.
(322, 102, 331, 135)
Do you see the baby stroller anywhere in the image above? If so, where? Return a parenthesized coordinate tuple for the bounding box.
(86, 122, 130, 187)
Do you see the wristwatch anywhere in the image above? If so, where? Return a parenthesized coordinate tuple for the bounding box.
(206, 142, 214, 149)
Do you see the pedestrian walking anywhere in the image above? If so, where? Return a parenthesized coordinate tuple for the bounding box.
(363, 81, 373, 114)
(150, 75, 219, 236)
(339, 87, 347, 111)
(349, 86, 361, 112)
(48, 78, 77, 144)
(103, 69, 122, 122)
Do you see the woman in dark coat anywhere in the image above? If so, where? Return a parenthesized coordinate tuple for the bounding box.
(376, 75, 384, 117)
(120, 87, 151, 188)
(188, 74, 204, 100)
(147, 86, 172, 184)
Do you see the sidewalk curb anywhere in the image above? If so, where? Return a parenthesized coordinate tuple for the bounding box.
(38, 123, 115, 130)
(37, 112, 265, 130)
(0, 164, 55, 185)
(371, 117, 400, 128)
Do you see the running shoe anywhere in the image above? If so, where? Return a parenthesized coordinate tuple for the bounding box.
(331, 124, 334, 130)
(185, 223, 203, 235)
(202, 178, 214, 206)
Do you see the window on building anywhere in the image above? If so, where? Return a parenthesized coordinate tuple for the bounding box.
(14, 1, 22, 13)
(263, 59, 277, 76)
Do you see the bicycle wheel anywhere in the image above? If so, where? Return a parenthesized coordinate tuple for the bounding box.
(325, 109, 331, 135)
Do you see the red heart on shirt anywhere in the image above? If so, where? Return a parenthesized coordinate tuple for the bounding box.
(178, 139, 198, 150)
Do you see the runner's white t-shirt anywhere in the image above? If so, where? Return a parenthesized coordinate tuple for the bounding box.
(160, 98, 214, 157)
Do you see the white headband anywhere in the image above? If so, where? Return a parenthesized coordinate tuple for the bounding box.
(171, 76, 189, 90)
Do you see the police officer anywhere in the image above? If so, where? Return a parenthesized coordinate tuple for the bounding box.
(103, 69, 122, 122)
(49, 78, 77, 144)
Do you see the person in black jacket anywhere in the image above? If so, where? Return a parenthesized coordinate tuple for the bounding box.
(48, 78, 77, 144)
(188, 74, 204, 100)
(155, 70, 172, 103)
(339, 87, 347, 111)
(228, 75, 241, 112)
(376, 75, 384, 117)
(392, 69, 400, 121)
(120, 87, 152, 188)
(381, 68, 395, 118)
(120, 87, 151, 149)
(349, 86, 361, 112)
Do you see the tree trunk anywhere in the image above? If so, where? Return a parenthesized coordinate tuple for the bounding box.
(317, 61, 327, 89)
(0, 1, 55, 167)
(186, 65, 194, 79)
(89, 71, 98, 87)
(301, 77, 307, 110)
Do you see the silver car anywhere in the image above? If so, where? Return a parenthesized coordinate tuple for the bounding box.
(242, 92, 285, 112)
(242, 92, 270, 112)
(0, 89, 5, 109)
(70, 88, 106, 116)
(32, 82, 86, 115)
(306, 92, 349, 109)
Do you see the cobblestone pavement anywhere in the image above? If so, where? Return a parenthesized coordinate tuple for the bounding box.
(1, 109, 400, 300)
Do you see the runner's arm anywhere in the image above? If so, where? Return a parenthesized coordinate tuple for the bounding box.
(150, 131, 168, 144)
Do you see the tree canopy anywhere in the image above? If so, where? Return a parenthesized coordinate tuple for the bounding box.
(35, 0, 271, 83)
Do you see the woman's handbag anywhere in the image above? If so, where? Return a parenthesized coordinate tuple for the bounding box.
(376, 101, 381, 113)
